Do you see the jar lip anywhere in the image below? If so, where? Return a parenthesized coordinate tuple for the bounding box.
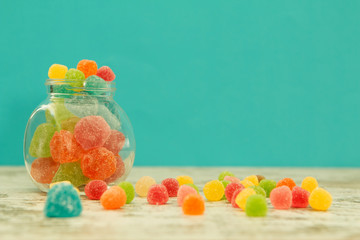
(45, 78, 116, 94)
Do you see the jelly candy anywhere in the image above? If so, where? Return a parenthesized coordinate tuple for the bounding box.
(244, 175, 259, 186)
(224, 176, 241, 184)
(81, 147, 116, 180)
(249, 185, 266, 198)
(270, 186, 292, 209)
(50, 130, 84, 163)
(105, 155, 125, 183)
(84, 75, 108, 95)
(64, 95, 99, 118)
(103, 130, 125, 155)
(100, 186, 127, 210)
(60, 117, 80, 133)
(96, 66, 115, 82)
(301, 176, 318, 193)
(259, 179, 277, 197)
(44, 182, 82, 217)
(220, 180, 230, 200)
(46, 100, 76, 128)
(135, 176, 156, 197)
(277, 178, 296, 190)
(52, 161, 89, 187)
(118, 181, 135, 204)
(84, 180, 108, 200)
(77, 59, 98, 78)
(177, 185, 198, 206)
(49, 180, 72, 189)
(161, 178, 179, 197)
(231, 188, 242, 208)
(147, 184, 169, 205)
(74, 116, 111, 150)
(184, 183, 199, 194)
(225, 182, 244, 202)
(97, 105, 121, 130)
(240, 179, 254, 188)
(245, 195, 267, 217)
(48, 64, 68, 79)
(256, 175, 265, 183)
(309, 188, 332, 211)
(182, 194, 205, 215)
(203, 180, 225, 201)
(30, 157, 60, 184)
(64, 68, 86, 87)
(292, 186, 310, 208)
(218, 171, 235, 181)
(235, 188, 256, 210)
(29, 123, 56, 157)
(176, 176, 193, 186)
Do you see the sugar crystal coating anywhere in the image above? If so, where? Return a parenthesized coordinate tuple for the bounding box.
(231, 188, 243, 208)
(105, 155, 125, 183)
(30, 157, 60, 184)
(118, 181, 135, 204)
(259, 179, 277, 197)
(103, 130, 125, 155)
(277, 178, 296, 190)
(218, 171, 235, 181)
(292, 186, 310, 208)
(52, 161, 89, 187)
(161, 178, 179, 197)
(85, 180, 108, 200)
(100, 186, 126, 210)
(60, 117, 80, 133)
(177, 185, 198, 206)
(29, 123, 56, 158)
(270, 186, 292, 209)
(96, 66, 116, 82)
(81, 147, 116, 180)
(135, 176, 156, 197)
(77, 59, 98, 78)
(249, 185, 266, 198)
(220, 180, 230, 200)
(245, 195, 267, 217)
(176, 176, 194, 186)
(203, 180, 225, 201)
(182, 194, 205, 215)
(301, 176, 318, 193)
(64, 95, 99, 118)
(224, 176, 241, 184)
(147, 184, 169, 205)
(64, 68, 85, 87)
(50, 130, 84, 163)
(185, 183, 200, 194)
(240, 179, 254, 188)
(45, 100, 76, 129)
(235, 188, 256, 210)
(244, 175, 259, 186)
(309, 188, 332, 211)
(48, 64, 68, 79)
(97, 105, 121, 130)
(225, 182, 245, 202)
(84, 75, 108, 95)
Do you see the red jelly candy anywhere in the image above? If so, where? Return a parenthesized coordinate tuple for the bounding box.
(103, 130, 125, 155)
(277, 178, 296, 190)
(50, 130, 84, 163)
(96, 66, 116, 82)
(270, 186, 292, 209)
(74, 116, 111, 150)
(292, 186, 310, 208)
(147, 184, 169, 205)
(81, 147, 116, 180)
(85, 180, 108, 200)
(231, 188, 243, 208)
(30, 157, 60, 184)
(77, 59, 98, 78)
(177, 185, 198, 206)
(161, 178, 179, 197)
(105, 155, 125, 183)
(225, 182, 245, 202)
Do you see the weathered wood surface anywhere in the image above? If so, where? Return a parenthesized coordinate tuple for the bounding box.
(0, 167, 360, 240)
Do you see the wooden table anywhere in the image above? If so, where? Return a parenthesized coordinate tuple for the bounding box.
(1, 167, 360, 240)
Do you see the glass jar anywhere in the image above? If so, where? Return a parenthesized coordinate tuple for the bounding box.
(23, 79, 135, 192)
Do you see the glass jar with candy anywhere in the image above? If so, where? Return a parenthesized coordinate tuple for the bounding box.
(23, 60, 136, 192)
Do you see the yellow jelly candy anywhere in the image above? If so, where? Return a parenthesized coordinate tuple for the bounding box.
(48, 64, 68, 79)
(309, 188, 332, 211)
(301, 176, 318, 193)
(235, 188, 256, 210)
(240, 179, 255, 188)
(244, 175, 259, 186)
(203, 180, 225, 201)
(135, 176, 156, 197)
(176, 175, 193, 186)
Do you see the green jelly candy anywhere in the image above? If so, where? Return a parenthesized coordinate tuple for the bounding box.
(259, 179, 277, 198)
(45, 100, 76, 129)
(245, 194, 267, 217)
(84, 75, 107, 95)
(29, 123, 56, 158)
(218, 171, 235, 181)
(221, 180, 230, 200)
(249, 185, 266, 198)
(52, 161, 89, 187)
(118, 181, 135, 204)
(65, 68, 85, 87)
(184, 183, 199, 193)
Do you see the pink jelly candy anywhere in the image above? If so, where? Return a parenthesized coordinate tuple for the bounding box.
(225, 182, 245, 202)
(161, 178, 179, 197)
(50, 130, 84, 163)
(96, 66, 116, 82)
(30, 157, 60, 184)
(147, 184, 169, 205)
(85, 180, 108, 200)
(81, 147, 116, 180)
(292, 186, 310, 208)
(103, 130, 125, 155)
(231, 188, 243, 208)
(270, 186, 292, 209)
(74, 116, 111, 150)
(224, 176, 241, 184)
(177, 185, 198, 206)
(105, 155, 125, 183)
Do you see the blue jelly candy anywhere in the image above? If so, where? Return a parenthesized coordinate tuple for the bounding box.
(84, 75, 107, 95)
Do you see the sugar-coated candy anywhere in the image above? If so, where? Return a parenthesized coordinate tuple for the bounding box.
(64, 95, 99, 118)
(147, 184, 169, 205)
(100, 186, 127, 210)
(292, 186, 310, 208)
(84, 180, 108, 200)
(50, 130, 84, 163)
(259, 179, 277, 197)
(161, 178, 179, 197)
(221, 180, 230, 200)
(256, 175, 265, 183)
(182, 194, 205, 215)
(29, 123, 56, 157)
(235, 188, 256, 210)
(244, 175, 259, 186)
(97, 105, 121, 130)
(277, 178, 296, 190)
(224, 176, 241, 184)
(52, 161, 89, 187)
(118, 181, 135, 204)
(249, 186, 266, 198)
(270, 186, 292, 209)
(177, 185, 198, 206)
(96, 66, 116, 82)
(60, 117, 80, 133)
(240, 179, 254, 188)
(301, 176, 318, 193)
(103, 130, 125, 155)
(231, 189, 242, 208)
(225, 182, 245, 202)
(48, 64, 68, 79)
(84, 75, 108, 95)
(176, 176, 194, 186)
(309, 188, 332, 211)
(64, 68, 85, 87)
(30, 157, 60, 184)
(74, 116, 111, 150)
(105, 155, 125, 183)
(44, 182, 82, 217)
(203, 180, 225, 201)
(185, 183, 200, 194)
(245, 195, 267, 217)
(49, 180, 72, 188)
(45, 100, 76, 128)
(218, 171, 235, 181)
(81, 147, 116, 180)
(135, 176, 156, 197)
(77, 59, 98, 78)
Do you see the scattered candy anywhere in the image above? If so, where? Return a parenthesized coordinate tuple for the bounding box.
(77, 59, 98, 78)
(224, 176, 241, 184)
(177, 185, 198, 206)
(135, 176, 156, 197)
(105, 155, 125, 183)
(103, 130, 125, 155)
(231, 188, 242, 208)
(309, 188, 332, 211)
(176, 176, 194, 186)
(235, 188, 256, 210)
(270, 186, 292, 209)
(249, 186, 266, 198)
(245, 195, 267, 217)
(100, 186, 127, 210)
(52, 161, 89, 187)
(220, 180, 230, 200)
(256, 175, 265, 183)
(301, 176, 318, 193)
(49, 180, 72, 189)
(161, 178, 179, 197)
(240, 179, 254, 188)
(81, 147, 116, 180)
(30, 157, 60, 184)
(185, 183, 200, 194)
(118, 181, 135, 204)
(29, 123, 56, 158)
(48, 64, 68, 79)
(218, 171, 235, 181)
(225, 182, 244, 202)
(84, 180, 108, 200)
(292, 186, 310, 208)
(182, 194, 205, 215)
(96, 66, 115, 82)
(203, 180, 225, 201)
(277, 178, 296, 190)
(244, 175, 259, 186)
(147, 184, 169, 205)
(50, 130, 83, 163)
(259, 179, 277, 197)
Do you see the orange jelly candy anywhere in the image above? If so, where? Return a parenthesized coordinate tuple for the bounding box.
(77, 59, 98, 78)
(100, 186, 127, 210)
(81, 147, 116, 180)
(182, 194, 205, 215)
(30, 157, 60, 184)
(50, 130, 84, 164)
(276, 178, 296, 190)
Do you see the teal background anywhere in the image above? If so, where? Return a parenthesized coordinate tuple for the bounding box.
(0, 1, 359, 166)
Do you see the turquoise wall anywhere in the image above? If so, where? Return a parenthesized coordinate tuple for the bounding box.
(1, 1, 359, 166)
